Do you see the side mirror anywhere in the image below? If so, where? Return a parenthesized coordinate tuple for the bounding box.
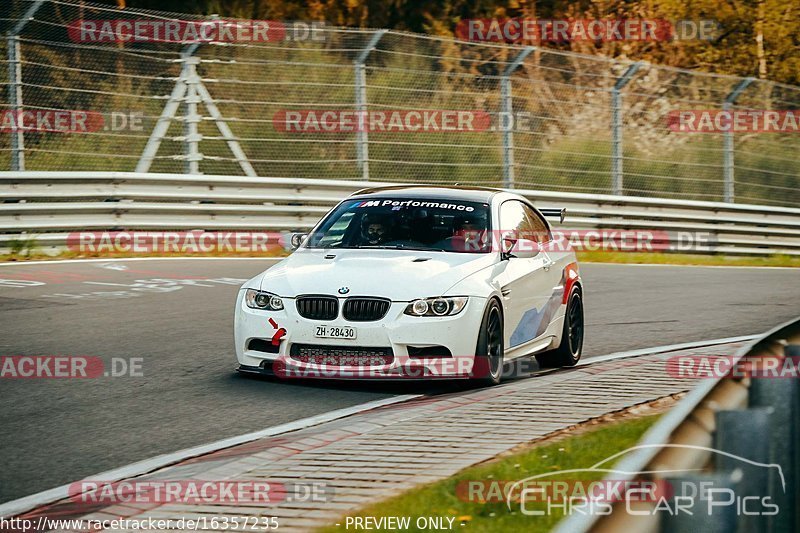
(501, 237, 540, 260)
(501, 237, 517, 260)
(514, 238, 541, 259)
(290, 233, 308, 250)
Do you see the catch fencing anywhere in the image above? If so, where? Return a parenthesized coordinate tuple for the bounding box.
(1, 0, 798, 207)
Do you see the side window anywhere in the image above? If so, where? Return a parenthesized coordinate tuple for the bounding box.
(522, 204, 552, 243)
(499, 201, 528, 240)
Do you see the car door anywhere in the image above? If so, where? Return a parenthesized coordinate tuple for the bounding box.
(495, 200, 556, 351)
(520, 202, 567, 340)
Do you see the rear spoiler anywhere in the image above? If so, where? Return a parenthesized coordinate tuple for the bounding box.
(539, 208, 566, 224)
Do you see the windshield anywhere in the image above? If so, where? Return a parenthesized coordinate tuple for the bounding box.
(305, 198, 492, 253)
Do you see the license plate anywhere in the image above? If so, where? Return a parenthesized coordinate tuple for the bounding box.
(314, 325, 357, 339)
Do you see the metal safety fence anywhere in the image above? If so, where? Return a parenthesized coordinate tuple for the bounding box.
(1, 0, 799, 207)
(2, 172, 800, 256)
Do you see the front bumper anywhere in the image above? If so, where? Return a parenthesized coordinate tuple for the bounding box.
(234, 291, 488, 380)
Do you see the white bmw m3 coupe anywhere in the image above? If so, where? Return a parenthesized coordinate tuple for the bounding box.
(234, 186, 583, 385)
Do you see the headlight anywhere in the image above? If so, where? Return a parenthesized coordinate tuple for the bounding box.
(404, 296, 468, 317)
(245, 289, 284, 311)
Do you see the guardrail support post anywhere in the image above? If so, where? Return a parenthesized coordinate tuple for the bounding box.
(500, 46, 535, 190)
(661, 473, 741, 533)
(789, 345, 800, 533)
(6, 0, 46, 171)
(611, 62, 642, 196)
(723, 77, 755, 203)
(714, 408, 772, 532)
(354, 30, 387, 181)
(750, 368, 798, 532)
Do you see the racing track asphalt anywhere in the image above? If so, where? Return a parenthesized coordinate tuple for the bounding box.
(0, 258, 798, 504)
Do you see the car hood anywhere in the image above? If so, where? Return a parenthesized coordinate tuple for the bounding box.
(257, 249, 496, 301)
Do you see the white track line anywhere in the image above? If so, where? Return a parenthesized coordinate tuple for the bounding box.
(0, 257, 279, 267)
(0, 394, 419, 519)
(581, 334, 760, 366)
(584, 262, 798, 270)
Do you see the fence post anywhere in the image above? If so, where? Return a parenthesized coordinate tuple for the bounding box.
(6, 0, 46, 171)
(195, 82, 257, 177)
(7, 36, 24, 171)
(500, 46, 535, 190)
(182, 55, 202, 174)
(611, 62, 642, 196)
(723, 77, 755, 203)
(354, 30, 387, 181)
(137, 43, 199, 174)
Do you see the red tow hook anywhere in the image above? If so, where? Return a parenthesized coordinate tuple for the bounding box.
(268, 318, 287, 346)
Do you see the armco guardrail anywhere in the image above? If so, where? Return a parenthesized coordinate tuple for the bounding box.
(1, 171, 800, 256)
(555, 317, 800, 533)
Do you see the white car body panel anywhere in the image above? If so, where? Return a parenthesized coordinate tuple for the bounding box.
(253, 249, 498, 301)
(234, 186, 581, 380)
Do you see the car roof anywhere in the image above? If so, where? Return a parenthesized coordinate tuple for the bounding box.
(349, 185, 500, 203)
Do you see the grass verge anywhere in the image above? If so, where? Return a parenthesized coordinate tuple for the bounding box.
(577, 251, 800, 268)
(320, 412, 663, 533)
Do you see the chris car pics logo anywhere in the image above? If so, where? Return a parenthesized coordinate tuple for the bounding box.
(504, 444, 784, 517)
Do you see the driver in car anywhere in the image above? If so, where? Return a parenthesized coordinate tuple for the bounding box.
(361, 216, 391, 245)
(453, 214, 488, 252)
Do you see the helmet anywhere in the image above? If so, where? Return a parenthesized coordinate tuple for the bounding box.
(454, 213, 487, 231)
(452, 213, 489, 252)
(361, 214, 391, 245)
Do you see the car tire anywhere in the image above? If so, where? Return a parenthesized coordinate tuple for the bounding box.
(535, 287, 584, 368)
(472, 299, 504, 386)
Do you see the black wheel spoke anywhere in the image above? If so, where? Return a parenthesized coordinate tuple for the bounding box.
(567, 296, 583, 355)
(486, 310, 502, 376)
